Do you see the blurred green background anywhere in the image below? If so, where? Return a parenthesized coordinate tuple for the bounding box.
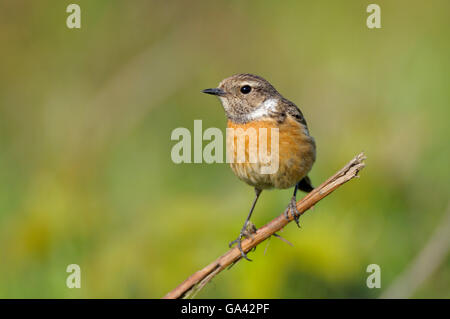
(0, 0, 449, 298)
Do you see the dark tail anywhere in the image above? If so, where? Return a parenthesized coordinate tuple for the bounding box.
(297, 175, 314, 193)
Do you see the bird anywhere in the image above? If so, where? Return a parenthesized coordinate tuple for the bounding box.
(202, 73, 316, 260)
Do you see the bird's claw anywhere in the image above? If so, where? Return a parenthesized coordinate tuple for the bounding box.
(229, 222, 257, 261)
(229, 234, 252, 261)
(286, 196, 301, 228)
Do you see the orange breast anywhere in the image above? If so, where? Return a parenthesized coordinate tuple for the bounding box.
(226, 116, 316, 189)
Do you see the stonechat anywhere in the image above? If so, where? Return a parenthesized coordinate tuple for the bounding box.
(202, 74, 316, 260)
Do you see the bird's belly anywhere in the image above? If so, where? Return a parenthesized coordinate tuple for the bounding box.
(227, 117, 316, 190)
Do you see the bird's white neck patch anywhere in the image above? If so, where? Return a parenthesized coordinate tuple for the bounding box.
(247, 98, 279, 120)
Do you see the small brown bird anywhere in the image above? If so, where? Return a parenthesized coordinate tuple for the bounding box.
(202, 74, 316, 260)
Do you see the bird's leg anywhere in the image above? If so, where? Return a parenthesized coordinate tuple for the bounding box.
(229, 188, 262, 261)
(284, 182, 302, 228)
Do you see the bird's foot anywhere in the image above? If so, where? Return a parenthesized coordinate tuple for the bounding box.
(228, 222, 257, 261)
(285, 196, 301, 228)
(228, 234, 250, 261)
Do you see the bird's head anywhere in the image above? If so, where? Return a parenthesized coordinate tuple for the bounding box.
(202, 73, 281, 123)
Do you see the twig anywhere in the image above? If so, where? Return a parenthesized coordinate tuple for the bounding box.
(381, 202, 450, 298)
(163, 152, 366, 299)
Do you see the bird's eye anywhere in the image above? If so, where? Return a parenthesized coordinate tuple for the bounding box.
(240, 85, 252, 94)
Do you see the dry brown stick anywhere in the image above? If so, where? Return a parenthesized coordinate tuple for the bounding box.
(163, 152, 367, 299)
(380, 201, 450, 299)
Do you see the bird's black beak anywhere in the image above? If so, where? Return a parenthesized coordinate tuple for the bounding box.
(202, 88, 226, 96)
